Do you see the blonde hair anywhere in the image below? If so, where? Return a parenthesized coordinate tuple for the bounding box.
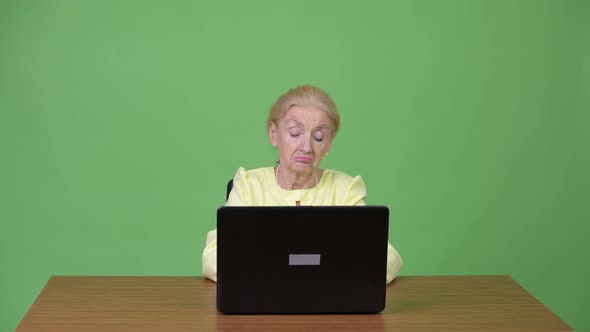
(267, 85, 340, 138)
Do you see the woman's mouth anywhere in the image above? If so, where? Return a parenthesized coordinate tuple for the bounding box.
(294, 157, 313, 163)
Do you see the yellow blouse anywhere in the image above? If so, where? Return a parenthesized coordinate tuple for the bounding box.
(202, 167, 403, 284)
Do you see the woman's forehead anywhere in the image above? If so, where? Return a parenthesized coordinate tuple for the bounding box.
(282, 106, 331, 127)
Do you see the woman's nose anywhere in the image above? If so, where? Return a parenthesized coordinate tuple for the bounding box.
(300, 136, 312, 152)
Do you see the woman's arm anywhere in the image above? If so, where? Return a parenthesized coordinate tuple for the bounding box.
(386, 242, 403, 284)
(346, 175, 403, 284)
(202, 229, 218, 282)
(202, 168, 250, 282)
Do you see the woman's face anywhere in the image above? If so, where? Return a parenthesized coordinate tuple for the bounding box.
(269, 106, 333, 175)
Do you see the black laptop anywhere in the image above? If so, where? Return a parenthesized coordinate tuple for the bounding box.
(216, 206, 389, 314)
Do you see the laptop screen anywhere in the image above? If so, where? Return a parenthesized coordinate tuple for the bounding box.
(216, 206, 389, 314)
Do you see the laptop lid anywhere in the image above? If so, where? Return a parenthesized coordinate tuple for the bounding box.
(216, 206, 389, 314)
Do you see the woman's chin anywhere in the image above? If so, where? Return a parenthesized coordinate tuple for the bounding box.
(290, 163, 316, 172)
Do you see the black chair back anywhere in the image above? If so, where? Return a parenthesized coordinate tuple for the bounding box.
(226, 179, 234, 201)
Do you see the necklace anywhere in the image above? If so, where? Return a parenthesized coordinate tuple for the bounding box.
(275, 164, 319, 206)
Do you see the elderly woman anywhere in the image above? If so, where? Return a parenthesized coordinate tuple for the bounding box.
(202, 84, 403, 284)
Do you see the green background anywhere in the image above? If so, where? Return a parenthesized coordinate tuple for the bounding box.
(1, 0, 588, 330)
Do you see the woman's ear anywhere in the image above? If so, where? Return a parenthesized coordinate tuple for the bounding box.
(268, 121, 278, 148)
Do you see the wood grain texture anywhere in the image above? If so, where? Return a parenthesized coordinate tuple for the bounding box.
(16, 276, 573, 331)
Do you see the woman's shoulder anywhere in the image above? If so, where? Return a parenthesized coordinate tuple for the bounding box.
(321, 169, 367, 204)
(233, 166, 274, 182)
(323, 169, 362, 183)
(322, 169, 366, 193)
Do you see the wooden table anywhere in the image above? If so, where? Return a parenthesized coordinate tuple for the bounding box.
(16, 275, 572, 331)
